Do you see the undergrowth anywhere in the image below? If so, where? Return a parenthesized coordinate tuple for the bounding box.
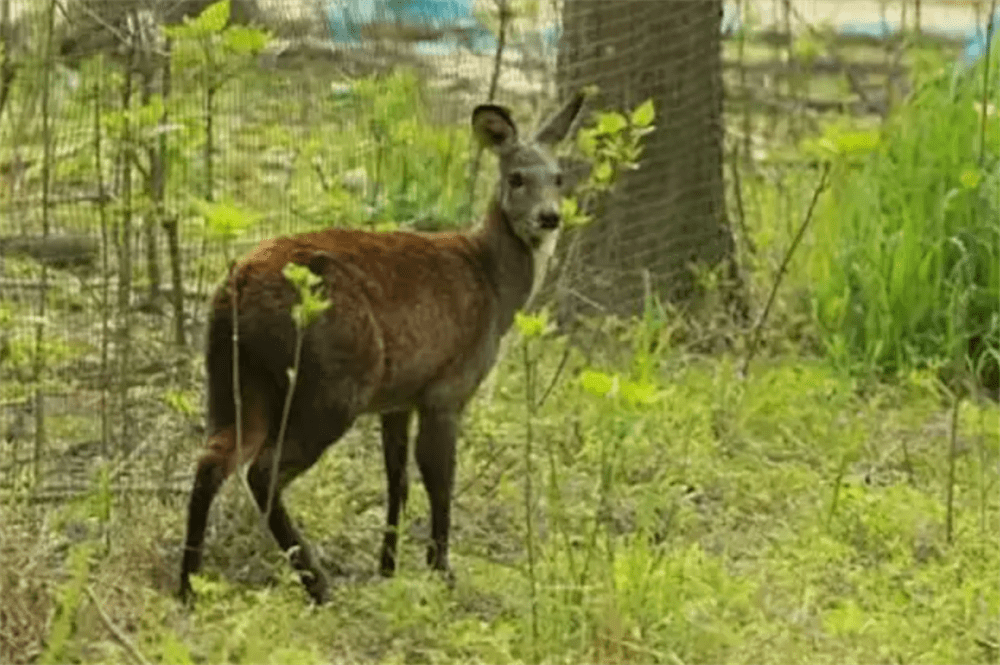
(3, 329, 997, 664)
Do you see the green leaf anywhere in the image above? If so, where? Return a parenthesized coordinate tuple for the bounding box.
(223, 25, 270, 55)
(958, 166, 981, 190)
(283, 263, 331, 329)
(792, 34, 822, 64)
(596, 111, 627, 136)
(833, 130, 880, 156)
(593, 161, 613, 184)
(577, 129, 597, 158)
(515, 311, 547, 338)
(823, 599, 866, 636)
(158, 631, 194, 665)
(162, 389, 197, 416)
(193, 199, 259, 241)
(621, 379, 659, 406)
(580, 369, 615, 397)
(195, 0, 230, 33)
(560, 196, 592, 227)
(630, 99, 655, 128)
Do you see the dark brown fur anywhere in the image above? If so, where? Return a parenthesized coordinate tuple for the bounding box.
(179, 94, 585, 604)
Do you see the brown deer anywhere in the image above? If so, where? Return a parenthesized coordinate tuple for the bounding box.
(179, 92, 586, 604)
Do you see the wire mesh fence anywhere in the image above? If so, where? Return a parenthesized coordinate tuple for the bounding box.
(0, 0, 994, 501)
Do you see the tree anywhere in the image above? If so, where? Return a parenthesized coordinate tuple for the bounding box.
(556, 0, 744, 321)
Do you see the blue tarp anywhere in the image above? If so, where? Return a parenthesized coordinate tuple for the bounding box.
(326, 0, 493, 52)
(324, 0, 555, 54)
(326, 0, 997, 65)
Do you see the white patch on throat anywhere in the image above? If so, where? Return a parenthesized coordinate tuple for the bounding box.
(527, 227, 560, 308)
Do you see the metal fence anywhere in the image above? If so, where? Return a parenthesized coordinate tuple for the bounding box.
(0, 0, 993, 498)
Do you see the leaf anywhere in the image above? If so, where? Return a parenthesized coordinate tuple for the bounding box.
(284, 263, 331, 329)
(194, 0, 229, 33)
(560, 196, 578, 219)
(577, 129, 597, 158)
(194, 199, 259, 241)
(596, 111, 627, 136)
(282, 263, 322, 290)
(515, 311, 547, 338)
(223, 25, 270, 55)
(162, 390, 196, 416)
(593, 161, 613, 184)
(958, 166, 981, 190)
(580, 369, 614, 397)
(630, 99, 655, 128)
(621, 379, 659, 406)
(833, 130, 880, 156)
(159, 631, 194, 665)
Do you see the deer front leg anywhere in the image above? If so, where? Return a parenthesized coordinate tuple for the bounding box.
(379, 410, 411, 576)
(415, 409, 457, 579)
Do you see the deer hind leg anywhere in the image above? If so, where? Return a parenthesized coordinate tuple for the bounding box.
(179, 402, 268, 603)
(245, 454, 329, 604)
(379, 410, 412, 577)
(245, 407, 356, 605)
(415, 409, 457, 581)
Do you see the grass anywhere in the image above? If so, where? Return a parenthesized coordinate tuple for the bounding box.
(2, 336, 997, 664)
(1, 6, 998, 663)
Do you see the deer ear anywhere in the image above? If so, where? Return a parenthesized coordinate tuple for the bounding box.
(533, 91, 586, 146)
(472, 104, 518, 152)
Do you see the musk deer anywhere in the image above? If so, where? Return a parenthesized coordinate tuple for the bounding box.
(179, 92, 585, 604)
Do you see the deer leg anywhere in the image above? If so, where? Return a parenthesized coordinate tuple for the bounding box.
(415, 409, 457, 580)
(379, 410, 412, 576)
(179, 452, 226, 603)
(180, 419, 267, 604)
(247, 449, 330, 604)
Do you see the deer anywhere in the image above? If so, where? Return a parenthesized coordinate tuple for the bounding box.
(179, 92, 586, 604)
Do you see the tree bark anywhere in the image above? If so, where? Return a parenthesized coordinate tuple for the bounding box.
(556, 0, 745, 320)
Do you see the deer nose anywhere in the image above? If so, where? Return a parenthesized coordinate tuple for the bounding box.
(538, 211, 560, 230)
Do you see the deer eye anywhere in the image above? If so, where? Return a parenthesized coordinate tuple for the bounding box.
(555, 173, 563, 187)
(508, 173, 524, 189)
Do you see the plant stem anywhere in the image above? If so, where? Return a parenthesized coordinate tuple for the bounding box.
(94, 55, 111, 457)
(979, 0, 997, 166)
(267, 325, 305, 520)
(740, 161, 830, 377)
(464, 0, 509, 218)
(33, 0, 57, 485)
(118, 28, 136, 448)
(945, 393, 961, 545)
(0, 0, 14, 123)
(521, 340, 540, 664)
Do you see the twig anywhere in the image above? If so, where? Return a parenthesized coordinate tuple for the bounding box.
(740, 162, 830, 377)
(94, 55, 111, 457)
(979, 0, 997, 166)
(0, 192, 115, 212)
(521, 340, 540, 665)
(0, 0, 15, 123)
(266, 325, 306, 520)
(945, 392, 961, 545)
(228, 264, 257, 508)
(84, 586, 150, 665)
(464, 0, 510, 216)
(786, 2, 897, 117)
(729, 144, 756, 257)
(32, 0, 59, 485)
(536, 342, 572, 409)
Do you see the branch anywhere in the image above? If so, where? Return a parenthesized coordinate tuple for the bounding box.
(464, 0, 510, 215)
(740, 162, 830, 378)
(85, 585, 150, 665)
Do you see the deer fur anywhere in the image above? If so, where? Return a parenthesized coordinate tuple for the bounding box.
(179, 92, 585, 604)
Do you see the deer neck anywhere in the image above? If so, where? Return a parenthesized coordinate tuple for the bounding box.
(474, 198, 536, 334)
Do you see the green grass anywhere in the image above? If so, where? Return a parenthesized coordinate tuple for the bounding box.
(3, 336, 996, 664)
(1, 10, 998, 663)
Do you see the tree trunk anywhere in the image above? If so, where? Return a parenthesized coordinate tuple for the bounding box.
(556, 0, 745, 321)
